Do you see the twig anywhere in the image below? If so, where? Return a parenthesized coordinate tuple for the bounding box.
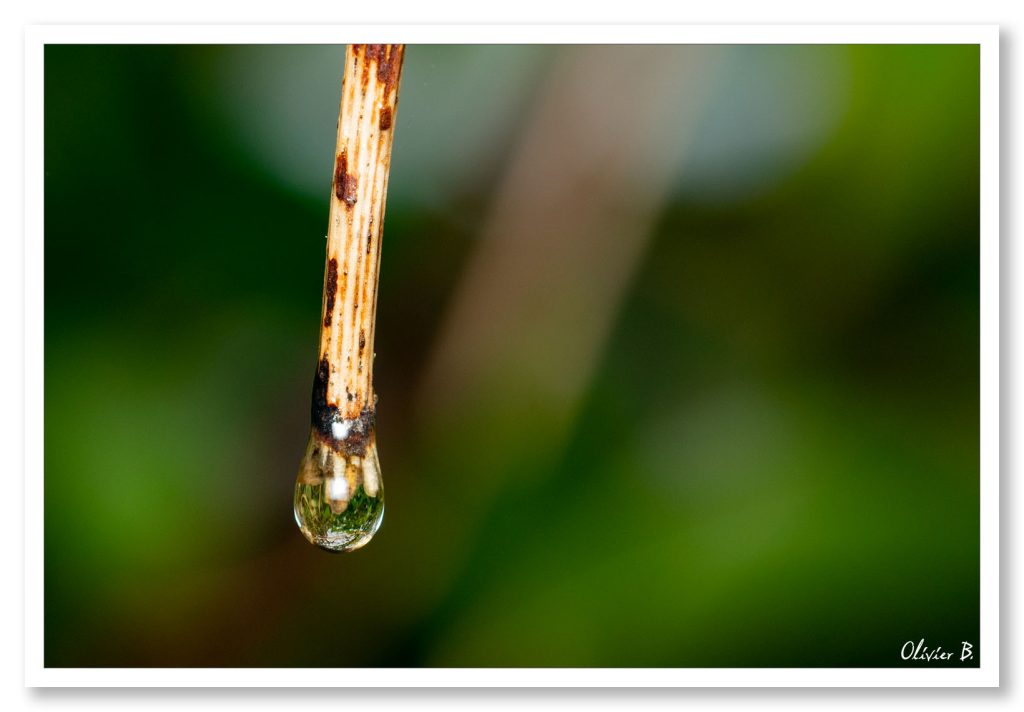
(295, 44, 405, 552)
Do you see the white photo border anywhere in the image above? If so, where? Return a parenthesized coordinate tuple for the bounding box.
(23, 23, 1000, 688)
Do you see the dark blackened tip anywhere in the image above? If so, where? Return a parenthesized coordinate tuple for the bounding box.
(310, 350, 376, 455)
(311, 355, 335, 434)
(379, 106, 393, 130)
(334, 151, 358, 207)
(342, 406, 377, 456)
(324, 257, 338, 327)
(312, 401, 377, 457)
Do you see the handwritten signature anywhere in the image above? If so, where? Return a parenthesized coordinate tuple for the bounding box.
(900, 639, 974, 662)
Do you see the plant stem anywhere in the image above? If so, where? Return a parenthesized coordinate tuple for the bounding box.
(321, 43, 404, 418)
(296, 44, 404, 512)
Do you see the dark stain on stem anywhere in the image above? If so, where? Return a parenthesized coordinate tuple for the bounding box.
(323, 258, 338, 327)
(311, 355, 337, 437)
(355, 44, 405, 98)
(334, 150, 358, 207)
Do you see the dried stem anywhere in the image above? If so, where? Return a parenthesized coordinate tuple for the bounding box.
(319, 44, 403, 415)
(296, 44, 405, 513)
(321, 44, 404, 415)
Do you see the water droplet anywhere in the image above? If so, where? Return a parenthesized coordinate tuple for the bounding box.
(294, 432, 384, 552)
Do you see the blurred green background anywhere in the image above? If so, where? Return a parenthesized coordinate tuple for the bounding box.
(44, 44, 980, 667)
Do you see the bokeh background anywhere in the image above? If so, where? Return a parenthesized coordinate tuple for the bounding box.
(44, 44, 980, 667)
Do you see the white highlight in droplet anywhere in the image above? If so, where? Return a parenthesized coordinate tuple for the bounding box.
(326, 475, 349, 503)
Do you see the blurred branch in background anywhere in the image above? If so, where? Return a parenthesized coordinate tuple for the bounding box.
(418, 44, 718, 485)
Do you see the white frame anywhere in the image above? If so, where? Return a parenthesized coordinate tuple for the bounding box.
(23, 24, 1000, 687)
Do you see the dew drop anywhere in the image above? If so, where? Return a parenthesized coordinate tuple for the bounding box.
(294, 433, 384, 552)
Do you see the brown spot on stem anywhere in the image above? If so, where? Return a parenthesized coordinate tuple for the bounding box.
(379, 106, 393, 130)
(334, 151, 358, 207)
(323, 258, 338, 327)
(361, 44, 404, 98)
(359, 330, 366, 352)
